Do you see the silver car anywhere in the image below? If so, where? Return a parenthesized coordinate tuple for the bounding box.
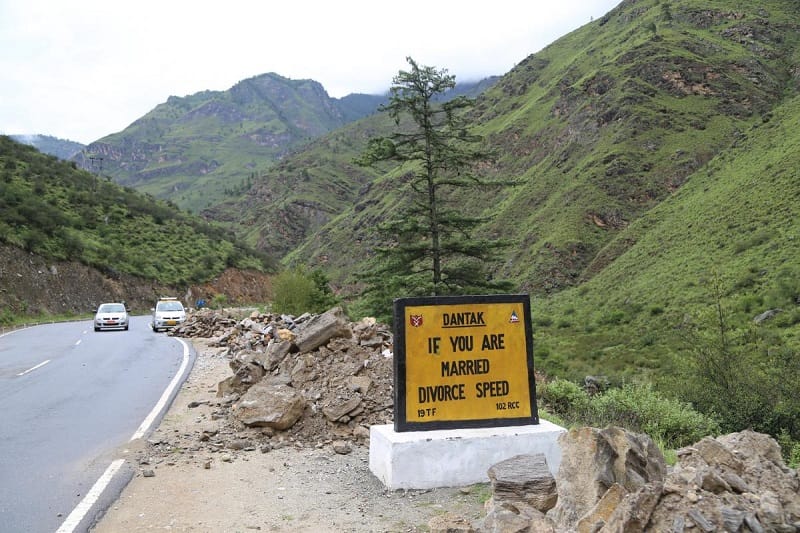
(94, 302, 129, 331)
(151, 298, 186, 332)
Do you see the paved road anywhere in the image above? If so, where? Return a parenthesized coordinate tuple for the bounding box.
(0, 316, 194, 533)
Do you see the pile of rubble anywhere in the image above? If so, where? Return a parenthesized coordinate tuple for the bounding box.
(473, 427, 800, 533)
(170, 306, 395, 449)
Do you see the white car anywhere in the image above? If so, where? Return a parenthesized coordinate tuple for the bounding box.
(94, 302, 129, 331)
(151, 298, 186, 332)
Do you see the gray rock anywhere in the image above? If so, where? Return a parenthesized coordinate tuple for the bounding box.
(293, 306, 352, 353)
(687, 508, 715, 532)
(322, 396, 362, 422)
(256, 339, 292, 372)
(602, 483, 663, 532)
(232, 381, 306, 430)
(547, 427, 665, 530)
(487, 453, 557, 513)
(332, 440, 352, 455)
(721, 507, 746, 532)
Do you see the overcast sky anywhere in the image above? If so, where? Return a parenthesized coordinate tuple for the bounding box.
(1, 1, 620, 145)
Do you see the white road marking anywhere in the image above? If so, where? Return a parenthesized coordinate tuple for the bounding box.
(17, 359, 51, 376)
(131, 338, 190, 440)
(55, 459, 125, 533)
(56, 337, 191, 532)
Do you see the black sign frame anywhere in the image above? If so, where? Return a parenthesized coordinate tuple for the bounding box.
(393, 294, 538, 432)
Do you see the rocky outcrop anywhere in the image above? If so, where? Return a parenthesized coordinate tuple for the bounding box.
(0, 243, 171, 317)
(0, 243, 272, 319)
(549, 426, 666, 530)
(477, 427, 800, 532)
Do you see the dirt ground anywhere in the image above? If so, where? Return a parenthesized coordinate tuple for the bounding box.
(90, 339, 489, 533)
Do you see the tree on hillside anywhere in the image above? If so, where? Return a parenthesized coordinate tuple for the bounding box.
(356, 57, 513, 319)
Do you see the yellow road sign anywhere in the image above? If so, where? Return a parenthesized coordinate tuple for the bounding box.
(393, 294, 538, 431)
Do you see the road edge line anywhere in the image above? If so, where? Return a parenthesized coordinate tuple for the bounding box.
(54, 459, 125, 533)
(55, 336, 191, 532)
(131, 337, 191, 440)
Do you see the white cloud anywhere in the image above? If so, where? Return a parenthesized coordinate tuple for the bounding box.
(0, 0, 620, 144)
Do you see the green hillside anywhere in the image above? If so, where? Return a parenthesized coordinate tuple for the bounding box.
(0, 135, 272, 293)
(267, 0, 800, 378)
(535, 92, 800, 380)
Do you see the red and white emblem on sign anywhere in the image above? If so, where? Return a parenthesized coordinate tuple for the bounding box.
(409, 314, 424, 327)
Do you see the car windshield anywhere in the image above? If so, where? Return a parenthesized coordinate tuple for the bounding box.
(157, 301, 183, 312)
(98, 303, 125, 313)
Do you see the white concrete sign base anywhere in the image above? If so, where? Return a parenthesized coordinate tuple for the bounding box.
(369, 420, 566, 490)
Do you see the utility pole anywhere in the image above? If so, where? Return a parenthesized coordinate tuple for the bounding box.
(88, 155, 104, 174)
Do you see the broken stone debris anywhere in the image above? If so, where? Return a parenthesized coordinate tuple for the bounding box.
(478, 427, 800, 533)
(170, 306, 394, 449)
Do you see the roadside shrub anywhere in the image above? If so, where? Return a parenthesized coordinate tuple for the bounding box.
(211, 294, 228, 309)
(539, 378, 719, 449)
(586, 383, 720, 448)
(538, 378, 590, 422)
(664, 274, 800, 464)
(272, 267, 316, 315)
(0, 308, 15, 326)
(777, 430, 800, 469)
(272, 266, 339, 315)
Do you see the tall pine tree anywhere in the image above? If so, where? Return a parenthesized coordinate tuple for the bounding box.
(357, 57, 513, 319)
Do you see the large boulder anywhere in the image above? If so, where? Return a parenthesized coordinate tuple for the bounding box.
(232, 380, 306, 430)
(293, 306, 352, 353)
(487, 454, 557, 513)
(216, 351, 266, 397)
(547, 426, 666, 530)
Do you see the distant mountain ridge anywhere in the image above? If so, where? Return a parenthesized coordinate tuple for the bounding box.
(75, 72, 496, 213)
(73, 73, 374, 212)
(11, 134, 84, 160)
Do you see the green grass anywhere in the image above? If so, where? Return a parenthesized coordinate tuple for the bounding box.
(535, 92, 800, 381)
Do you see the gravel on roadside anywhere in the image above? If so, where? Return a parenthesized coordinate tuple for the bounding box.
(90, 339, 489, 532)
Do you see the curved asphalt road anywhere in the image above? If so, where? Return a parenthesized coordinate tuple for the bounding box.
(0, 315, 194, 533)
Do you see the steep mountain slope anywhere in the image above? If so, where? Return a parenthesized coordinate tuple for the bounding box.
(483, 0, 798, 291)
(76, 73, 385, 212)
(265, 0, 799, 379)
(278, 0, 798, 290)
(535, 92, 800, 379)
